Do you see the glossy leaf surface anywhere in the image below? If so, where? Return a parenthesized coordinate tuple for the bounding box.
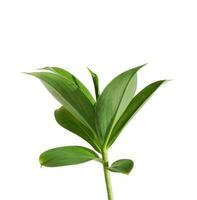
(108, 159, 134, 175)
(88, 68, 100, 100)
(26, 72, 96, 133)
(55, 106, 101, 152)
(40, 146, 100, 167)
(107, 80, 167, 147)
(26, 66, 168, 200)
(42, 67, 95, 104)
(95, 65, 145, 144)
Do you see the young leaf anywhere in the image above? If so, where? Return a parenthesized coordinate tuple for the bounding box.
(40, 146, 100, 167)
(55, 106, 101, 152)
(108, 159, 134, 175)
(41, 67, 95, 105)
(95, 65, 145, 144)
(88, 68, 100, 100)
(107, 80, 167, 148)
(26, 72, 96, 133)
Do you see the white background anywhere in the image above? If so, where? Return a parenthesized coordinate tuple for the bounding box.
(0, 0, 197, 199)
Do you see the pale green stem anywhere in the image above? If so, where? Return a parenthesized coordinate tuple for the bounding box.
(102, 150, 113, 200)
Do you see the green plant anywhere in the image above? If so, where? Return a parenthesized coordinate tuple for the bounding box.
(26, 65, 167, 200)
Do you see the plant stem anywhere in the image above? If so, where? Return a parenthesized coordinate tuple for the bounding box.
(102, 150, 113, 200)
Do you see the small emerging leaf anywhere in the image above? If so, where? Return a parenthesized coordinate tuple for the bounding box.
(88, 68, 100, 100)
(108, 159, 134, 175)
(39, 146, 100, 167)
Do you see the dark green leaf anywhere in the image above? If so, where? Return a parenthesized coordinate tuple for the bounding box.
(95, 65, 145, 144)
(41, 67, 95, 105)
(55, 106, 101, 152)
(108, 159, 134, 175)
(39, 146, 100, 167)
(107, 80, 167, 148)
(88, 68, 100, 100)
(26, 72, 96, 133)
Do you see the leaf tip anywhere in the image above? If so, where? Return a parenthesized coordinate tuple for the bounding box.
(131, 63, 147, 73)
(22, 72, 34, 76)
(87, 67, 95, 76)
(160, 79, 172, 85)
(141, 63, 148, 67)
(87, 66, 91, 71)
(37, 66, 51, 71)
(165, 79, 173, 82)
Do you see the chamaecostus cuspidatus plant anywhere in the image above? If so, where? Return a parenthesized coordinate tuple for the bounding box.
(26, 65, 167, 200)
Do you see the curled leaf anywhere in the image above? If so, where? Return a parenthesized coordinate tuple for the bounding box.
(88, 68, 100, 100)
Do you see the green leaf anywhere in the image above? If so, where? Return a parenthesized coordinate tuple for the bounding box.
(41, 67, 95, 105)
(26, 72, 96, 133)
(55, 106, 101, 152)
(108, 159, 134, 175)
(39, 146, 100, 167)
(95, 65, 145, 144)
(88, 68, 100, 100)
(107, 80, 167, 148)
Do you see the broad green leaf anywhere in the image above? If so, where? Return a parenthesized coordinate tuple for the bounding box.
(39, 146, 100, 167)
(107, 80, 167, 148)
(55, 106, 101, 152)
(41, 67, 95, 105)
(108, 159, 134, 175)
(95, 65, 145, 144)
(26, 72, 96, 133)
(88, 68, 100, 100)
